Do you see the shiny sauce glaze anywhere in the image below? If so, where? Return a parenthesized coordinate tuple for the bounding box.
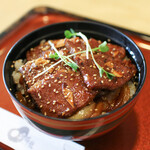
(13, 36, 137, 119)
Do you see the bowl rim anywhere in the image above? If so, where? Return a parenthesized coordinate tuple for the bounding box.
(3, 21, 147, 122)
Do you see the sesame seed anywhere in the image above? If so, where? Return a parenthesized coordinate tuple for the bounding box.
(58, 81, 61, 84)
(111, 104, 114, 107)
(53, 100, 56, 105)
(71, 73, 74, 76)
(90, 65, 93, 68)
(28, 100, 31, 102)
(56, 91, 59, 93)
(45, 76, 50, 80)
(48, 84, 51, 87)
(100, 80, 104, 84)
(40, 105, 43, 108)
(47, 101, 50, 104)
(53, 89, 56, 92)
(70, 78, 73, 80)
(82, 67, 85, 69)
(11, 64, 14, 68)
(44, 112, 47, 116)
(94, 81, 97, 84)
(93, 74, 97, 76)
(85, 88, 88, 91)
(54, 79, 57, 83)
(52, 109, 55, 113)
(51, 76, 54, 78)
(94, 77, 97, 80)
(76, 83, 79, 86)
(76, 39, 79, 42)
(77, 47, 82, 51)
(66, 108, 70, 112)
(38, 93, 41, 99)
(108, 79, 111, 82)
(64, 76, 67, 78)
(41, 85, 44, 88)
(93, 65, 96, 68)
(101, 55, 104, 58)
(60, 74, 63, 76)
(101, 112, 106, 115)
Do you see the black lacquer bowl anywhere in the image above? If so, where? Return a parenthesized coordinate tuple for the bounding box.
(3, 21, 146, 140)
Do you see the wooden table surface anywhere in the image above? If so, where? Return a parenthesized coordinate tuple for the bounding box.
(0, 0, 150, 35)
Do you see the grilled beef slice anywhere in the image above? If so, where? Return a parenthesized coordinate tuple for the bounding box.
(28, 69, 96, 118)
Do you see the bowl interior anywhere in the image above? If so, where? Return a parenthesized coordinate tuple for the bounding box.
(3, 21, 146, 120)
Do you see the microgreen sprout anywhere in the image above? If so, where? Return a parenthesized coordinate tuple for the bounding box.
(65, 30, 91, 59)
(34, 30, 115, 79)
(64, 29, 114, 79)
(49, 52, 59, 60)
(48, 40, 79, 72)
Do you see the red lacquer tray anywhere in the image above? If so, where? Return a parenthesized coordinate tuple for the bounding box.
(0, 7, 150, 150)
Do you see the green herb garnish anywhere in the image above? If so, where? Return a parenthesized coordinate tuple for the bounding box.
(98, 65, 115, 79)
(48, 40, 79, 72)
(98, 41, 109, 52)
(64, 30, 75, 38)
(35, 30, 115, 79)
(67, 61, 78, 72)
(64, 29, 114, 79)
(49, 52, 59, 60)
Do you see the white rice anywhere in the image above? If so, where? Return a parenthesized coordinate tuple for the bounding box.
(12, 59, 25, 94)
